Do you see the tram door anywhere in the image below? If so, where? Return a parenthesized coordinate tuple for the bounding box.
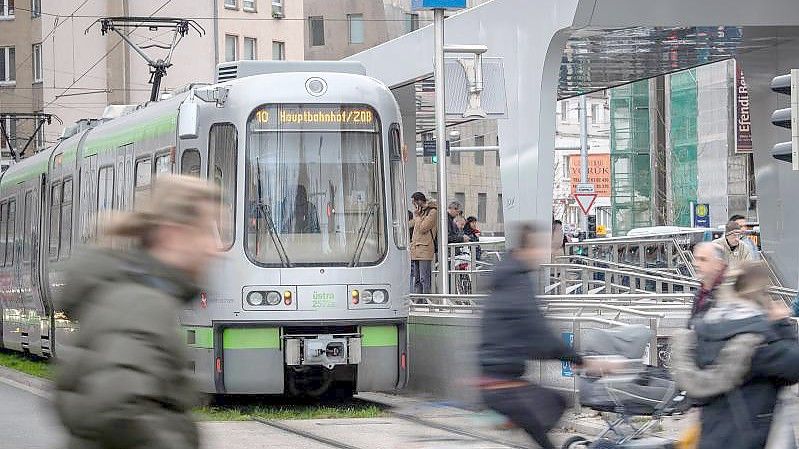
(116, 144, 134, 211)
(15, 175, 46, 355)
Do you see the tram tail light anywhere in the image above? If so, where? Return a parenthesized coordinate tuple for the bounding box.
(283, 290, 293, 305)
(215, 357, 222, 374)
(401, 352, 407, 369)
(351, 290, 360, 304)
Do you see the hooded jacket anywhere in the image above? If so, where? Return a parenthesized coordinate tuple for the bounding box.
(54, 246, 200, 449)
(671, 298, 799, 449)
(479, 253, 582, 379)
(409, 201, 438, 261)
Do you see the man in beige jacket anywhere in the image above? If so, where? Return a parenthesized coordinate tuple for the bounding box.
(712, 221, 754, 267)
(409, 192, 438, 294)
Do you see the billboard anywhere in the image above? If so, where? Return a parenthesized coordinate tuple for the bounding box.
(412, 0, 467, 9)
(569, 154, 611, 197)
(735, 61, 753, 153)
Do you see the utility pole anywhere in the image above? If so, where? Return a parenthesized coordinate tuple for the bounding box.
(579, 95, 589, 234)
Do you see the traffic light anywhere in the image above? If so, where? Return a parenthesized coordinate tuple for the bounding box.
(770, 69, 799, 169)
(587, 215, 597, 239)
(431, 155, 438, 164)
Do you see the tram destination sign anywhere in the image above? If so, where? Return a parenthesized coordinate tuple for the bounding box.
(250, 104, 378, 131)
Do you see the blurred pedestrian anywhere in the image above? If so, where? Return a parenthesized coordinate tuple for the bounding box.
(689, 242, 727, 320)
(409, 192, 438, 294)
(730, 214, 760, 260)
(712, 221, 754, 266)
(672, 261, 799, 449)
(479, 223, 609, 449)
(53, 175, 220, 449)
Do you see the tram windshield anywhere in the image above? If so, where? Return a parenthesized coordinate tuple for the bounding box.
(245, 104, 386, 267)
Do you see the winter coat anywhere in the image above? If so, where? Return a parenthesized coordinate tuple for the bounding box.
(54, 247, 200, 449)
(409, 202, 438, 261)
(671, 298, 799, 449)
(479, 253, 582, 379)
(447, 213, 465, 244)
(712, 236, 754, 266)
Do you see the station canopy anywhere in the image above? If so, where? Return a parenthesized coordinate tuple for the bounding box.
(413, 25, 782, 134)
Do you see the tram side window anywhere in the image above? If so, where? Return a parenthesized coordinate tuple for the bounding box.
(23, 190, 32, 262)
(60, 178, 73, 258)
(181, 149, 201, 177)
(134, 157, 152, 209)
(6, 200, 15, 266)
(209, 124, 237, 248)
(49, 182, 62, 259)
(389, 124, 408, 249)
(155, 152, 172, 177)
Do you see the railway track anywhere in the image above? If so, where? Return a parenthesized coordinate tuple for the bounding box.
(253, 397, 529, 449)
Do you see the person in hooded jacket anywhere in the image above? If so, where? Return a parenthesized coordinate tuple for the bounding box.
(672, 261, 799, 449)
(54, 175, 220, 449)
(479, 223, 611, 449)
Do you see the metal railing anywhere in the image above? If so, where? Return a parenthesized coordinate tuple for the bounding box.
(565, 237, 698, 276)
(542, 262, 700, 295)
(429, 238, 506, 295)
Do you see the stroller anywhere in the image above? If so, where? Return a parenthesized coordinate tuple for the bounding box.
(562, 325, 687, 449)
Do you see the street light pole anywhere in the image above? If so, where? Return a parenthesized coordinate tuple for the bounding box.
(434, 8, 449, 294)
(579, 95, 589, 235)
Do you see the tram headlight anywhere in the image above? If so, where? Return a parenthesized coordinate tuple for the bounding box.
(371, 290, 387, 304)
(246, 291, 266, 306)
(265, 291, 282, 306)
(361, 290, 373, 304)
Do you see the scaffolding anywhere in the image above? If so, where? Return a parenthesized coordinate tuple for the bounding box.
(669, 69, 698, 227)
(610, 80, 652, 235)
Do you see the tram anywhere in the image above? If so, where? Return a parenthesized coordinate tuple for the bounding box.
(0, 61, 410, 396)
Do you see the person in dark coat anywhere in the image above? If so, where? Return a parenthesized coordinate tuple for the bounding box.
(672, 261, 799, 449)
(54, 176, 220, 449)
(479, 223, 609, 449)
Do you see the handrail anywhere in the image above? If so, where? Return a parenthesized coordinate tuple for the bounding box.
(556, 255, 697, 282)
(542, 263, 701, 288)
(542, 302, 665, 318)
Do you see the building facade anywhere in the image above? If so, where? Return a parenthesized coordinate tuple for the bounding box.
(0, 0, 304, 161)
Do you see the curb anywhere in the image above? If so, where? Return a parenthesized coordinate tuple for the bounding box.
(0, 364, 52, 390)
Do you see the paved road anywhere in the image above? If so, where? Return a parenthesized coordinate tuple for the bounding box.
(0, 378, 66, 449)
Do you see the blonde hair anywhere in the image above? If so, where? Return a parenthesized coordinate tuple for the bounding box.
(724, 261, 773, 310)
(100, 175, 220, 248)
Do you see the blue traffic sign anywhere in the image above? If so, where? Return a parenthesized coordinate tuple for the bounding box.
(693, 203, 710, 228)
(422, 140, 451, 157)
(412, 0, 467, 10)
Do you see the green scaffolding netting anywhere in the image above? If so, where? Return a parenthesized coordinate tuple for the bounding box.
(669, 70, 698, 227)
(610, 80, 652, 235)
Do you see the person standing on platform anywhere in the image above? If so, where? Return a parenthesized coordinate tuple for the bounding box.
(409, 192, 438, 294)
(730, 214, 760, 260)
(53, 175, 221, 449)
(712, 221, 754, 267)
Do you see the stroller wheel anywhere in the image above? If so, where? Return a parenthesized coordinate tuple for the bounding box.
(561, 436, 589, 449)
(588, 439, 618, 449)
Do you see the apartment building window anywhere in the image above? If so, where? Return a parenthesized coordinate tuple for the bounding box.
(591, 103, 600, 125)
(1, 0, 13, 17)
(405, 13, 419, 33)
(348, 14, 364, 44)
(497, 194, 504, 223)
(30, 0, 39, 18)
(560, 101, 568, 122)
(34, 116, 44, 149)
(224, 35, 238, 62)
(309, 16, 325, 46)
(474, 135, 485, 166)
(0, 117, 15, 152)
(271, 0, 283, 18)
(0, 47, 15, 83)
(243, 0, 256, 11)
(243, 37, 257, 60)
(32, 43, 42, 83)
(477, 193, 487, 222)
(224, 0, 237, 9)
(272, 41, 285, 60)
(454, 192, 466, 212)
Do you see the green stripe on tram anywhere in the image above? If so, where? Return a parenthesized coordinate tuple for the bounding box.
(361, 325, 398, 347)
(223, 328, 280, 349)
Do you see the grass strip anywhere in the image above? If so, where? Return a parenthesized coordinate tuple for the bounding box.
(0, 349, 54, 380)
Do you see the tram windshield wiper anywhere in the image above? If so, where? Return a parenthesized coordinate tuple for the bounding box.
(259, 203, 292, 268)
(349, 203, 378, 268)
